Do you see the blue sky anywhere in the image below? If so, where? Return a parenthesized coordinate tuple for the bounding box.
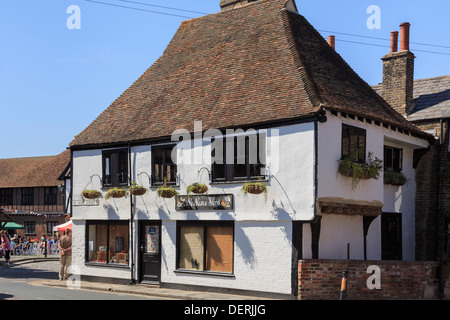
(0, 0, 449, 158)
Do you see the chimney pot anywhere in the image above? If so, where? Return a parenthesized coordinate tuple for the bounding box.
(400, 22, 410, 51)
(390, 31, 399, 53)
(328, 35, 335, 50)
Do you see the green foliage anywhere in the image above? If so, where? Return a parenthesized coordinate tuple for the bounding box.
(241, 182, 267, 198)
(129, 181, 147, 195)
(156, 178, 178, 198)
(384, 171, 407, 186)
(338, 152, 383, 190)
(105, 187, 129, 200)
(81, 190, 103, 199)
(187, 183, 208, 196)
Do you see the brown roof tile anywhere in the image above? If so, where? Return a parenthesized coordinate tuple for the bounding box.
(70, 0, 430, 148)
(0, 150, 70, 188)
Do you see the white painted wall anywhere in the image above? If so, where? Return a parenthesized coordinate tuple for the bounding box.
(71, 122, 316, 294)
(316, 111, 428, 261)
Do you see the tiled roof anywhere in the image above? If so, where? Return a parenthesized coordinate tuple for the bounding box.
(373, 75, 450, 122)
(0, 150, 70, 188)
(70, 0, 429, 148)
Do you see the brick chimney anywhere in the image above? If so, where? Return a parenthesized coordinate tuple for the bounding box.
(220, 0, 258, 11)
(328, 35, 335, 50)
(381, 23, 415, 117)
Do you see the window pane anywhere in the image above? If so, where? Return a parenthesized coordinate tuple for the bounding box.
(384, 147, 393, 171)
(349, 128, 358, 161)
(342, 125, 349, 159)
(109, 224, 129, 265)
(206, 226, 233, 273)
(104, 154, 112, 186)
(88, 224, 108, 264)
(154, 163, 162, 183)
(179, 226, 204, 270)
(144, 225, 160, 254)
(153, 146, 177, 185)
(393, 148, 402, 172)
(22, 188, 34, 205)
(212, 138, 225, 180)
(118, 151, 128, 185)
(358, 132, 366, 163)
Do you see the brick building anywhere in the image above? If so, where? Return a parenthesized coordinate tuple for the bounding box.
(373, 24, 450, 262)
(0, 150, 71, 239)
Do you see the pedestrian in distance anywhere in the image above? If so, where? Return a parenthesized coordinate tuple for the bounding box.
(0, 230, 12, 266)
(58, 228, 72, 281)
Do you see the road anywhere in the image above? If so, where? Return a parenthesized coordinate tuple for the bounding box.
(0, 258, 164, 300)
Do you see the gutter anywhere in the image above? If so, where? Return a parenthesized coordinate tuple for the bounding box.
(128, 142, 136, 285)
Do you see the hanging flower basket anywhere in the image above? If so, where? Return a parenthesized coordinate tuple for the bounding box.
(337, 152, 382, 190)
(129, 181, 148, 196)
(157, 186, 178, 199)
(242, 182, 267, 196)
(155, 178, 177, 199)
(105, 188, 129, 200)
(384, 171, 407, 186)
(81, 190, 103, 199)
(187, 183, 208, 195)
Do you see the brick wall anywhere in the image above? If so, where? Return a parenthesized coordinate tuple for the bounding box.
(414, 120, 449, 261)
(298, 259, 438, 300)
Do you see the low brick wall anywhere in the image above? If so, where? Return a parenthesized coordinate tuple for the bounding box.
(298, 259, 438, 300)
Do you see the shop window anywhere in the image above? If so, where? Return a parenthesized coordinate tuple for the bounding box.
(341, 124, 366, 163)
(21, 188, 34, 206)
(102, 149, 129, 188)
(177, 222, 234, 274)
(152, 144, 177, 185)
(0, 189, 12, 206)
(86, 221, 129, 266)
(212, 133, 266, 182)
(384, 146, 403, 172)
(44, 187, 58, 205)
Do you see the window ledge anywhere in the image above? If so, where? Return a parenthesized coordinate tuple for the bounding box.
(85, 262, 130, 270)
(210, 179, 268, 186)
(149, 184, 180, 190)
(174, 269, 235, 278)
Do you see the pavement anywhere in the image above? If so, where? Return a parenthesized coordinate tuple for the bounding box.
(0, 255, 279, 300)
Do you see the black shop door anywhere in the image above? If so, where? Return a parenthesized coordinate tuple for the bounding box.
(139, 221, 161, 284)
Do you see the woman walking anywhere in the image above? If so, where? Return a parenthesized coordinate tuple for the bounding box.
(1, 231, 12, 266)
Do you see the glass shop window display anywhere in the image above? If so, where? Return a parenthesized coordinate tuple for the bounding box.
(87, 222, 129, 265)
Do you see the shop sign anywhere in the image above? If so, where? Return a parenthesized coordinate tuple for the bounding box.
(73, 199, 100, 206)
(175, 194, 233, 211)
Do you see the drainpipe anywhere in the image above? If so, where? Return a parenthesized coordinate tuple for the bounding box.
(129, 143, 135, 285)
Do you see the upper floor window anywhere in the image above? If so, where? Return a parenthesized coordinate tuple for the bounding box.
(22, 188, 34, 206)
(102, 149, 129, 188)
(341, 124, 366, 163)
(44, 187, 58, 205)
(212, 132, 266, 182)
(152, 144, 177, 186)
(0, 189, 13, 206)
(384, 146, 403, 172)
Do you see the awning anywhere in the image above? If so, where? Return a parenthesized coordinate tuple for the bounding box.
(2, 222, 25, 230)
(53, 220, 72, 232)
